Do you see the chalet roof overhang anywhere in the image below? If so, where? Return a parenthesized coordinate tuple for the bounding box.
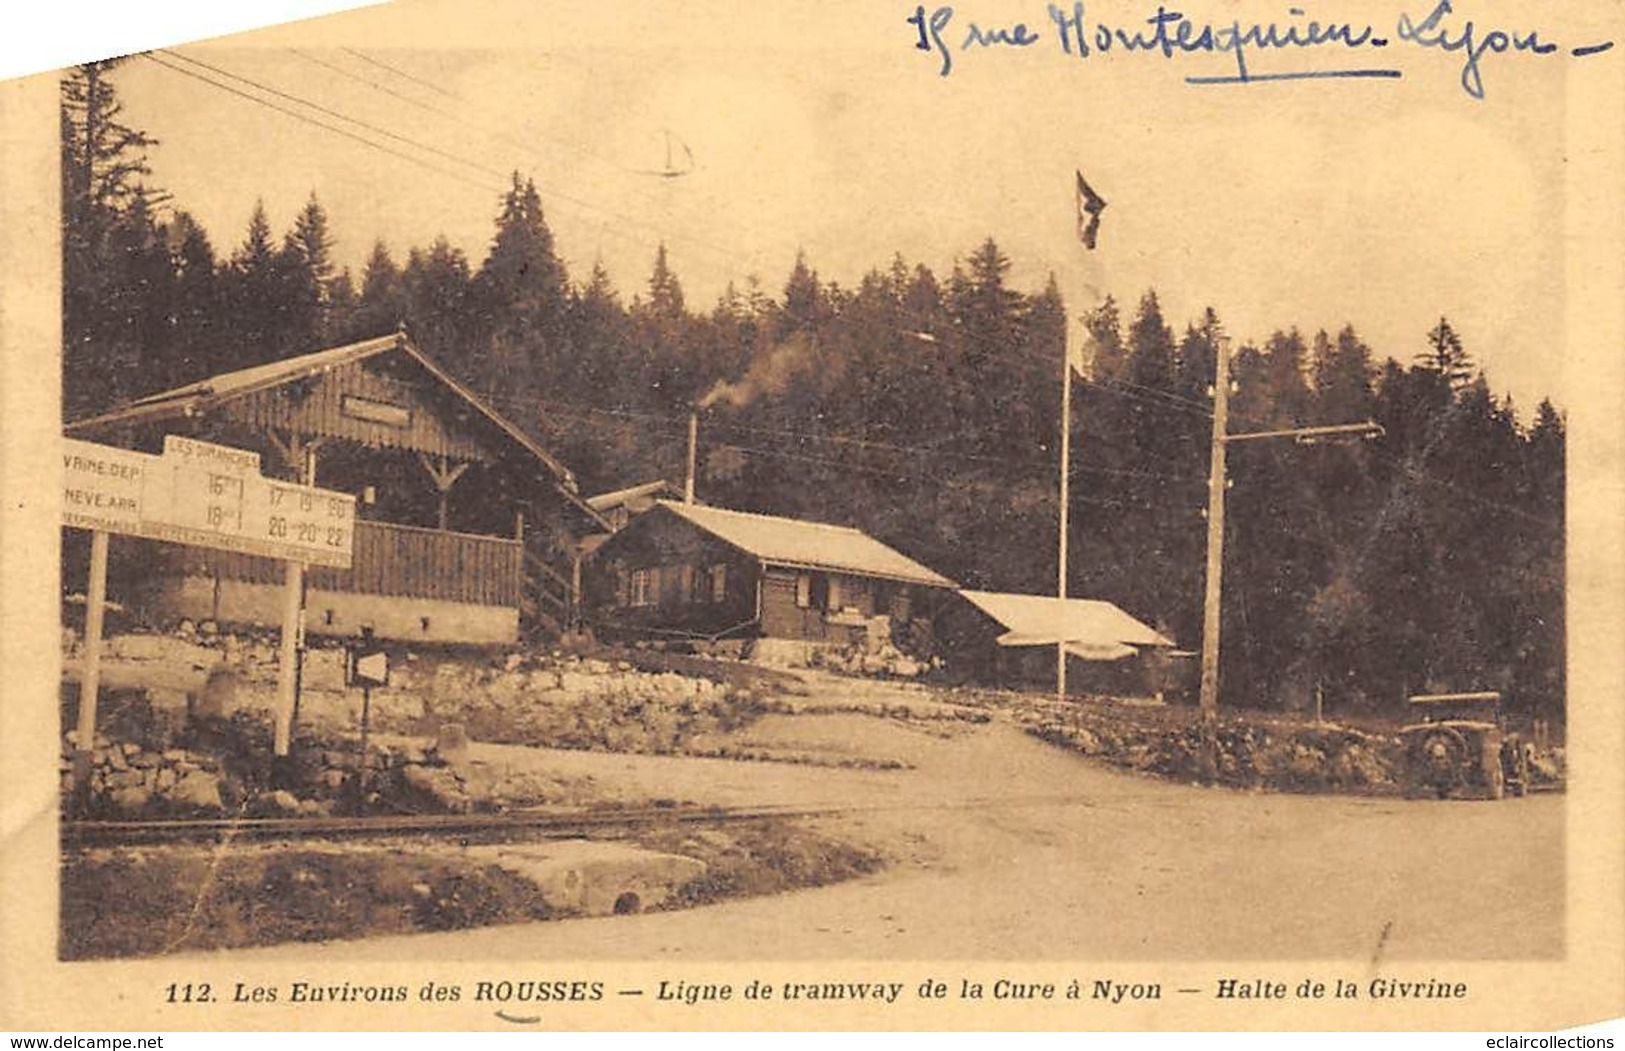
(65, 332, 609, 531)
(591, 501, 956, 590)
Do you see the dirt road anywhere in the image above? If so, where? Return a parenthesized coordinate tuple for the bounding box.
(203, 681, 1562, 963)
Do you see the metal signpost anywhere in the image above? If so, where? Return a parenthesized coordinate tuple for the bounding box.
(345, 626, 389, 811)
(61, 436, 355, 792)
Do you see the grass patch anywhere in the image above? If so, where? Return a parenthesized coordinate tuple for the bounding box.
(632, 822, 885, 907)
(59, 846, 552, 960)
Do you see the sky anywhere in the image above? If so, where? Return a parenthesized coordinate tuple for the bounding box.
(34, 0, 1625, 416)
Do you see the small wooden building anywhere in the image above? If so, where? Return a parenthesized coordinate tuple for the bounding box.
(935, 589, 1175, 696)
(584, 501, 956, 650)
(65, 333, 607, 644)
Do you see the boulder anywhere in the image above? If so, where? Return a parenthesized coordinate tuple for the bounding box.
(111, 787, 151, 813)
(430, 723, 471, 764)
(402, 764, 472, 813)
(259, 789, 301, 814)
(167, 772, 223, 810)
(107, 769, 145, 790)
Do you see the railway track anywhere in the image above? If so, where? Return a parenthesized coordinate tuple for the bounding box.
(61, 801, 848, 848)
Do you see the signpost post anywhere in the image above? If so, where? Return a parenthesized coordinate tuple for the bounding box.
(61, 436, 355, 794)
(345, 626, 389, 812)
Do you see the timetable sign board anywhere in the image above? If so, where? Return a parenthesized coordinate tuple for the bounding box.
(63, 437, 356, 568)
(61, 440, 157, 535)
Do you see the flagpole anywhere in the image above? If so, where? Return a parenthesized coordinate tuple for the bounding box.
(1057, 321, 1072, 703)
(1062, 168, 1105, 703)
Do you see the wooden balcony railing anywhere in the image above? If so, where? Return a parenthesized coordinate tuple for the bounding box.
(191, 519, 523, 608)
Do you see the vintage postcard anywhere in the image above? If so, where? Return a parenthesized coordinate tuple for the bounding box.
(2, 0, 1622, 1033)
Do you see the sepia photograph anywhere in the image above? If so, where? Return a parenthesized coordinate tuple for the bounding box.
(3, 0, 1623, 1033)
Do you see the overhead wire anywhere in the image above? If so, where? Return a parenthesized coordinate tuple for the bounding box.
(283, 46, 773, 274)
(158, 49, 509, 180)
(139, 53, 497, 194)
(157, 46, 753, 275)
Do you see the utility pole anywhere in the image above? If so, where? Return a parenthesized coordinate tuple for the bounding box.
(1196, 350, 1384, 727)
(1198, 340, 1231, 721)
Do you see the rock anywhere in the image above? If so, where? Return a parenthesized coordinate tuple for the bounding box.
(319, 769, 347, 791)
(260, 789, 301, 814)
(111, 787, 151, 813)
(431, 723, 471, 764)
(199, 620, 220, 637)
(297, 799, 333, 817)
(155, 767, 177, 792)
(403, 764, 472, 813)
(121, 741, 142, 757)
(108, 769, 146, 789)
(167, 772, 223, 810)
(503, 653, 524, 672)
(106, 747, 129, 772)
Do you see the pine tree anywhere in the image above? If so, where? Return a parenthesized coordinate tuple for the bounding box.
(646, 243, 686, 319)
(223, 200, 281, 366)
(275, 192, 337, 355)
(163, 210, 224, 384)
(348, 240, 407, 340)
(1419, 316, 1474, 390)
(60, 60, 164, 415)
(403, 236, 475, 378)
(475, 173, 570, 400)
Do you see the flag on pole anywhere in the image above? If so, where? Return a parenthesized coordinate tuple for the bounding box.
(1075, 170, 1106, 249)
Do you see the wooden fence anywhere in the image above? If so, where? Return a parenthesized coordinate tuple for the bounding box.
(193, 520, 522, 608)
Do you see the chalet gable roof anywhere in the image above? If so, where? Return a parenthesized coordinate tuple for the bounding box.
(653, 501, 955, 588)
(64, 332, 608, 528)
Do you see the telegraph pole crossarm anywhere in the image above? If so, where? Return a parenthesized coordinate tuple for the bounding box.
(1223, 420, 1386, 445)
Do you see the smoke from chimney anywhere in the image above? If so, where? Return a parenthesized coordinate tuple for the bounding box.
(698, 334, 814, 410)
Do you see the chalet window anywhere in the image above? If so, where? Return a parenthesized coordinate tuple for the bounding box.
(677, 565, 694, 604)
(709, 564, 727, 603)
(630, 568, 656, 607)
(795, 573, 812, 609)
(809, 572, 830, 611)
(826, 576, 844, 611)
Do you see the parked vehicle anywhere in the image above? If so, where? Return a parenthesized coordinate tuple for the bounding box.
(1399, 692, 1530, 800)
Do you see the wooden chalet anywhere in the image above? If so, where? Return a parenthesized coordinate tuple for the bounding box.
(934, 589, 1176, 696)
(584, 501, 956, 650)
(65, 332, 607, 644)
